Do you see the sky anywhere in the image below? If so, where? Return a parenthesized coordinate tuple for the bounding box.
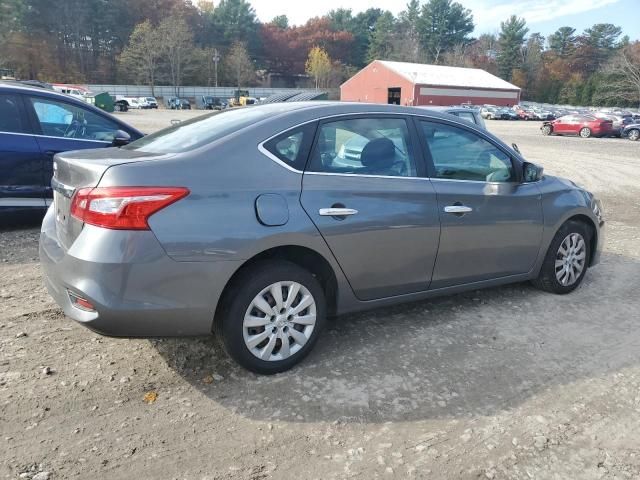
(249, 0, 640, 40)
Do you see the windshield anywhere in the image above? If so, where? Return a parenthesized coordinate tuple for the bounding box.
(124, 104, 296, 153)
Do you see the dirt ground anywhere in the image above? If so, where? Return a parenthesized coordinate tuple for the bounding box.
(1, 112, 640, 480)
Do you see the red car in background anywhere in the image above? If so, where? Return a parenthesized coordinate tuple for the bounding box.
(541, 115, 613, 138)
(514, 107, 540, 120)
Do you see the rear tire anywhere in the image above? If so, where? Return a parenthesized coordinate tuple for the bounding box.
(217, 261, 326, 374)
(628, 129, 640, 141)
(579, 127, 592, 138)
(541, 125, 552, 135)
(532, 220, 592, 294)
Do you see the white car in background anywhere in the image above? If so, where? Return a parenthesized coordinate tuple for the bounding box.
(142, 97, 158, 109)
(127, 97, 141, 109)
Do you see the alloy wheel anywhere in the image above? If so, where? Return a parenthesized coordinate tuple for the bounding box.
(242, 281, 317, 362)
(629, 129, 640, 141)
(580, 127, 591, 138)
(555, 233, 587, 286)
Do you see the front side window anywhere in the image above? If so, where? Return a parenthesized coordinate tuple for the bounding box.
(420, 121, 513, 182)
(308, 117, 417, 177)
(29, 97, 121, 141)
(0, 94, 27, 133)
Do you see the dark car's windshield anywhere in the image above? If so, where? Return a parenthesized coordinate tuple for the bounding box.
(124, 105, 292, 153)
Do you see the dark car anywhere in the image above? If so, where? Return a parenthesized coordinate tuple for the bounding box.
(0, 83, 143, 213)
(422, 106, 487, 129)
(168, 97, 191, 110)
(198, 96, 228, 110)
(623, 123, 640, 141)
(40, 102, 604, 374)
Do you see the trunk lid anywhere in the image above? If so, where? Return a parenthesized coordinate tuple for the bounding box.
(51, 147, 170, 250)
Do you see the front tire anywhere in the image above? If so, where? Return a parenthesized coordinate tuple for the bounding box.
(532, 221, 592, 294)
(217, 261, 326, 374)
(541, 125, 552, 135)
(628, 129, 640, 141)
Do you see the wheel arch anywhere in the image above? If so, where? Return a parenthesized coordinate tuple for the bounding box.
(213, 245, 339, 332)
(563, 214, 598, 266)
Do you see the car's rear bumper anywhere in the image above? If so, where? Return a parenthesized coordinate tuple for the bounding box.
(39, 206, 240, 337)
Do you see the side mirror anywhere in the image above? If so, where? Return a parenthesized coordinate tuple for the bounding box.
(523, 162, 543, 183)
(112, 130, 131, 147)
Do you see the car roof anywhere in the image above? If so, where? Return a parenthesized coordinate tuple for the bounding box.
(419, 106, 479, 113)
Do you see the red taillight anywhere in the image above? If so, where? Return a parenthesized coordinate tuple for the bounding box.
(70, 186, 189, 230)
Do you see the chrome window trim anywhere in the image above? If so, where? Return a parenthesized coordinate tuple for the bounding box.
(257, 111, 508, 179)
(305, 171, 431, 181)
(429, 177, 519, 185)
(257, 142, 302, 173)
(0, 130, 111, 144)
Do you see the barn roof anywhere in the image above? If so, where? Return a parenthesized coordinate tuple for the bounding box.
(376, 60, 520, 91)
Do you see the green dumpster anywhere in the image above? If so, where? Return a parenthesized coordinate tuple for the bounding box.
(86, 92, 115, 113)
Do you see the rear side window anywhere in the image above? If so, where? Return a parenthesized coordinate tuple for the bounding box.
(263, 123, 316, 171)
(0, 94, 28, 133)
(307, 117, 417, 177)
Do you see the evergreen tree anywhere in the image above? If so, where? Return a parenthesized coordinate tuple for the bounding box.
(418, 0, 474, 64)
(497, 15, 529, 81)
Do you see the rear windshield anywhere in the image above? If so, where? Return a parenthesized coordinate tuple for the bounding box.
(124, 105, 293, 153)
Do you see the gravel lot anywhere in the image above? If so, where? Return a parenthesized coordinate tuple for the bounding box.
(2, 111, 640, 480)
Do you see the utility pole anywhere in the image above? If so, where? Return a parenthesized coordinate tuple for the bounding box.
(212, 49, 220, 88)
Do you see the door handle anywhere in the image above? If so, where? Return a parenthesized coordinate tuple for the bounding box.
(444, 205, 473, 214)
(319, 208, 358, 217)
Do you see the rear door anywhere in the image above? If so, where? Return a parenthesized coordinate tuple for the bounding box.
(0, 93, 45, 210)
(24, 95, 125, 202)
(300, 115, 440, 301)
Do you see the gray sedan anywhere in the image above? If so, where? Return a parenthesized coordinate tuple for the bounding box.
(40, 102, 604, 374)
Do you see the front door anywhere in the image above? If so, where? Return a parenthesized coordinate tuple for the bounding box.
(24, 95, 122, 201)
(300, 115, 440, 300)
(416, 119, 544, 289)
(0, 94, 45, 210)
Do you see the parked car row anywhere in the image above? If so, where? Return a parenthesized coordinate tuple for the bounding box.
(114, 96, 158, 111)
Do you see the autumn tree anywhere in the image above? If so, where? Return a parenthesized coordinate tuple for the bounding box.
(305, 46, 332, 88)
(603, 42, 640, 107)
(497, 15, 528, 81)
(158, 16, 194, 96)
(225, 41, 254, 89)
(118, 21, 162, 95)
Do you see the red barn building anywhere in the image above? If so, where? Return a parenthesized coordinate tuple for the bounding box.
(341, 60, 521, 107)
